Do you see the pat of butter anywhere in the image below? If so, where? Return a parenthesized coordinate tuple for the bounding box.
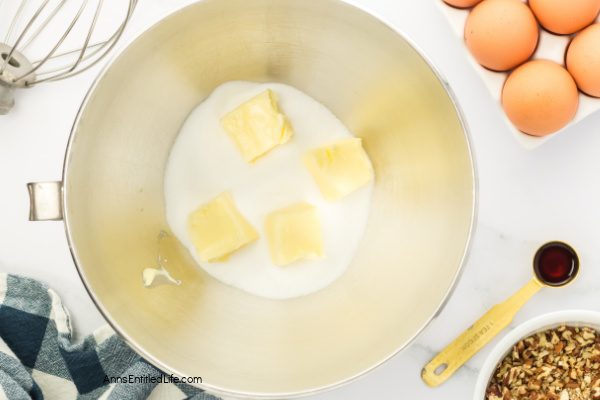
(142, 266, 181, 288)
(188, 192, 258, 262)
(265, 203, 324, 266)
(303, 138, 374, 201)
(221, 89, 294, 162)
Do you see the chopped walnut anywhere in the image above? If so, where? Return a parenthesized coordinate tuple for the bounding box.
(486, 326, 600, 400)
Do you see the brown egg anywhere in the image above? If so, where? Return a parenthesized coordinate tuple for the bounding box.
(443, 0, 483, 8)
(465, 0, 539, 71)
(502, 60, 579, 136)
(529, 0, 600, 35)
(567, 24, 600, 97)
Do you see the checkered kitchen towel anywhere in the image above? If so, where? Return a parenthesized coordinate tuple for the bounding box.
(0, 273, 219, 400)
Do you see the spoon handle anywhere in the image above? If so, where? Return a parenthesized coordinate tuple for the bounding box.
(421, 278, 542, 387)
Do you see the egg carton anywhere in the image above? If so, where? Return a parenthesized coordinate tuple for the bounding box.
(436, 1, 600, 149)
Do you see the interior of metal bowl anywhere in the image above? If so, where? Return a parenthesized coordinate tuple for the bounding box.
(62, 0, 475, 397)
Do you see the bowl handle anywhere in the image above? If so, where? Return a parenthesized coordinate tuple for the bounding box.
(27, 181, 63, 221)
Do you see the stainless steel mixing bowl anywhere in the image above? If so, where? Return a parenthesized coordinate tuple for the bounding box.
(29, 0, 476, 397)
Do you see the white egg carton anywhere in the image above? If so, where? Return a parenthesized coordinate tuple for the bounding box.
(436, 1, 600, 149)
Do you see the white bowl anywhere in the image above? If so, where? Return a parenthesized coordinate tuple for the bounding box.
(473, 310, 600, 399)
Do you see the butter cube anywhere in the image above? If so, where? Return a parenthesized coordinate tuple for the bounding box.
(221, 89, 294, 162)
(303, 138, 374, 201)
(265, 203, 324, 266)
(187, 192, 258, 262)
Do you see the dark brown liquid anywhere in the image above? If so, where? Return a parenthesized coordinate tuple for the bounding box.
(533, 242, 579, 287)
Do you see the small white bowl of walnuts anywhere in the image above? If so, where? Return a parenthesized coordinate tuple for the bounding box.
(474, 310, 600, 400)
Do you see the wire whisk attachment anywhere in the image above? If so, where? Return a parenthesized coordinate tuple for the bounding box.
(0, 0, 137, 114)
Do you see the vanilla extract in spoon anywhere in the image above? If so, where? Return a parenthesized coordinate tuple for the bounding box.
(533, 241, 579, 286)
(422, 241, 579, 387)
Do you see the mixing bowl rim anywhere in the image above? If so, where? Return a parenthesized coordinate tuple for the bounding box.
(60, 0, 479, 397)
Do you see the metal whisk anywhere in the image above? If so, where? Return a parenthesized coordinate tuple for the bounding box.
(0, 0, 137, 114)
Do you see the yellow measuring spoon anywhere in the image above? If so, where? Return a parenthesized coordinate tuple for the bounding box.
(421, 241, 579, 387)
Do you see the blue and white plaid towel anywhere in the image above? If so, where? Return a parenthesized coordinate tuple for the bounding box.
(0, 273, 220, 400)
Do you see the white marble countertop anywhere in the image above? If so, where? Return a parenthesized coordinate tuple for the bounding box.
(2, 0, 600, 399)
